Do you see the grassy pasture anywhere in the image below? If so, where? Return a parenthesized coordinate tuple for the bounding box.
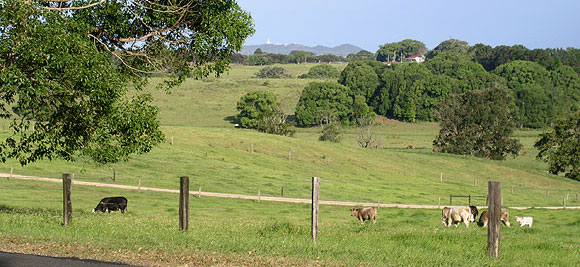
(1, 63, 580, 265)
(1, 179, 579, 266)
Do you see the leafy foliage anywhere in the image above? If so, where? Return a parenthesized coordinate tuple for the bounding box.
(299, 64, 340, 79)
(535, 111, 580, 180)
(371, 63, 453, 122)
(255, 67, 292, 78)
(433, 86, 522, 160)
(493, 61, 578, 128)
(338, 61, 382, 101)
(295, 82, 373, 126)
(0, 0, 253, 165)
(375, 39, 427, 62)
(236, 90, 278, 128)
(426, 39, 471, 59)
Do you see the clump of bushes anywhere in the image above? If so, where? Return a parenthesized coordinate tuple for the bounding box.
(255, 66, 292, 78)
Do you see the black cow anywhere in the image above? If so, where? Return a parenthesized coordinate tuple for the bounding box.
(93, 197, 128, 213)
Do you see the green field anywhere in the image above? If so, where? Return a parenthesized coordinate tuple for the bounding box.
(1, 64, 580, 266)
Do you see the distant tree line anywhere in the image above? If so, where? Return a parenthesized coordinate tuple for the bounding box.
(230, 49, 377, 65)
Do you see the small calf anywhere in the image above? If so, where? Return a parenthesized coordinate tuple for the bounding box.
(350, 207, 377, 225)
(516, 216, 533, 227)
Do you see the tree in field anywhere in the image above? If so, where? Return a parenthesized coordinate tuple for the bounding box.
(433, 86, 522, 160)
(0, 0, 254, 165)
(535, 111, 580, 180)
(236, 91, 293, 136)
(375, 39, 427, 62)
(299, 64, 340, 79)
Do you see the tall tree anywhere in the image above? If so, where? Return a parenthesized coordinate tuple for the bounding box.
(0, 0, 254, 165)
(433, 86, 522, 160)
(535, 111, 580, 180)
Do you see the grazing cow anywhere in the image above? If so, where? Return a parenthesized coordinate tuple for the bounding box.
(407, 145, 415, 149)
(515, 216, 533, 227)
(477, 209, 511, 227)
(93, 197, 128, 213)
(441, 207, 474, 227)
(350, 207, 377, 224)
(469, 205, 479, 220)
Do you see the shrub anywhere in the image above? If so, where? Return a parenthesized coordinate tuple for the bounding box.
(255, 66, 292, 78)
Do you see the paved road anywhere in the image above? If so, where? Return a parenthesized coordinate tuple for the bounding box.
(0, 251, 132, 267)
(1, 173, 578, 210)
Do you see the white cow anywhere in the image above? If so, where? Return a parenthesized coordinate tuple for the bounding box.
(515, 216, 533, 227)
(442, 207, 475, 228)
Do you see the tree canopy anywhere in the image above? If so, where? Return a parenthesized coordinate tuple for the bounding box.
(426, 39, 470, 59)
(433, 86, 522, 160)
(0, 0, 254, 165)
(535, 111, 580, 181)
(299, 64, 340, 79)
(295, 82, 374, 126)
(376, 39, 427, 62)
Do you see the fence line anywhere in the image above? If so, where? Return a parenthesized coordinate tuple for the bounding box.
(2, 173, 579, 210)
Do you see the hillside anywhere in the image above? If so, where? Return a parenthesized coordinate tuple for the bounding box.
(1, 64, 578, 207)
(2, 64, 580, 266)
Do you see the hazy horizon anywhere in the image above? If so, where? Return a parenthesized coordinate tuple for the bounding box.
(237, 0, 580, 52)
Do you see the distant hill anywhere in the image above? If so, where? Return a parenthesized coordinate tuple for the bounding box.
(240, 43, 364, 57)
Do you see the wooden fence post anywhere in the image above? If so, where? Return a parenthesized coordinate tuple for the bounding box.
(113, 168, 116, 182)
(258, 190, 261, 202)
(449, 194, 452, 205)
(62, 173, 72, 226)
(179, 176, 189, 231)
(474, 179, 477, 187)
(213, 139, 216, 148)
(469, 194, 472, 206)
(198, 186, 201, 199)
(311, 177, 320, 243)
(288, 150, 292, 161)
(281, 186, 284, 197)
(488, 181, 501, 258)
(563, 198, 566, 209)
(9, 167, 13, 180)
(377, 197, 380, 208)
(138, 179, 141, 191)
(440, 172, 443, 182)
(171, 136, 174, 145)
(438, 196, 441, 209)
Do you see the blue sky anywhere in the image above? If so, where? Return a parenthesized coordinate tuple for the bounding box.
(236, 0, 580, 52)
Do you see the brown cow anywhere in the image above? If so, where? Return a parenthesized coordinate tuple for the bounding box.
(477, 209, 510, 227)
(350, 207, 377, 224)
